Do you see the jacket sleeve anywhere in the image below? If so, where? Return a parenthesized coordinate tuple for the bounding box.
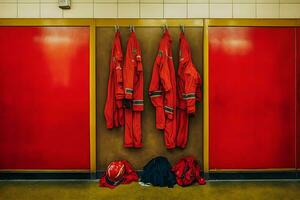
(132, 38, 144, 111)
(149, 49, 167, 129)
(161, 50, 174, 120)
(179, 33, 199, 114)
(158, 48, 174, 120)
(123, 38, 134, 100)
(159, 50, 172, 92)
(196, 72, 202, 102)
(104, 50, 115, 129)
(184, 70, 197, 114)
(105, 33, 122, 128)
(114, 33, 124, 100)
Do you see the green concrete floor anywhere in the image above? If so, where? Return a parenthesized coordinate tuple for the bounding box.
(0, 181, 299, 200)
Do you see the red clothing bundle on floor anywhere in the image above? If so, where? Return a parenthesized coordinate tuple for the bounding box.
(172, 156, 206, 186)
(99, 160, 138, 189)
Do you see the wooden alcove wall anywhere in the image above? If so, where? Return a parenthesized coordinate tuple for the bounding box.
(96, 27, 204, 170)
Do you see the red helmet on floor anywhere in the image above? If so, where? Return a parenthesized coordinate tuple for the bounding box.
(107, 161, 125, 183)
(99, 160, 138, 189)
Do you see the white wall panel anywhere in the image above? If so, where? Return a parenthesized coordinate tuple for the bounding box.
(188, 4, 209, 18)
(210, 4, 233, 18)
(63, 3, 93, 18)
(41, 3, 63, 18)
(233, 4, 256, 18)
(257, 4, 280, 18)
(0, 0, 299, 18)
(140, 4, 163, 18)
(164, 4, 187, 18)
(118, 3, 139, 18)
(0, 3, 17, 18)
(18, 3, 40, 18)
(94, 3, 117, 18)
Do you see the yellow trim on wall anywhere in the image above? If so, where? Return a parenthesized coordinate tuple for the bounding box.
(203, 19, 209, 174)
(207, 19, 300, 27)
(0, 19, 94, 26)
(89, 23, 97, 174)
(95, 19, 204, 27)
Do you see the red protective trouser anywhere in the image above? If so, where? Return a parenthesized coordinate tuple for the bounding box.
(124, 109, 142, 147)
(123, 31, 143, 148)
(176, 108, 189, 148)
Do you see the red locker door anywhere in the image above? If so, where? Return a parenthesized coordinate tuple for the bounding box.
(0, 27, 90, 170)
(297, 28, 300, 170)
(209, 27, 296, 169)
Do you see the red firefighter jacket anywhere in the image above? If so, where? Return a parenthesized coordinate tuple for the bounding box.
(149, 30, 176, 129)
(177, 32, 202, 114)
(104, 31, 124, 128)
(123, 31, 143, 111)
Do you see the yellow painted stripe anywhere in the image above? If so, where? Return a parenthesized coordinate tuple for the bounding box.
(207, 19, 300, 27)
(0, 19, 93, 26)
(89, 22, 97, 173)
(95, 19, 204, 27)
(1, 19, 300, 27)
(203, 19, 209, 173)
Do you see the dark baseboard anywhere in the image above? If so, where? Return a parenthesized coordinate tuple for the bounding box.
(0, 170, 140, 180)
(206, 171, 300, 180)
(0, 172, 93, 180)
(96, 170, 104, 179)
(1, 171, 299, 180)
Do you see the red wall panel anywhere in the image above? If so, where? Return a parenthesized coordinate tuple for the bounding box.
(297, 28, 300, 169)
(0, 27, 90, 169)
(209, 27, 296, 169)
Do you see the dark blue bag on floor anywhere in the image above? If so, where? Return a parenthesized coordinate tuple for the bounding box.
(140, 156, 176, 188)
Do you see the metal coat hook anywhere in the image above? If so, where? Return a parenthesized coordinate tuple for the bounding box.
(129, 25, 135, 32)
(162, 24, 168, 33)
(180, 25, 185, 33)
(114, 25, 119, 32)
